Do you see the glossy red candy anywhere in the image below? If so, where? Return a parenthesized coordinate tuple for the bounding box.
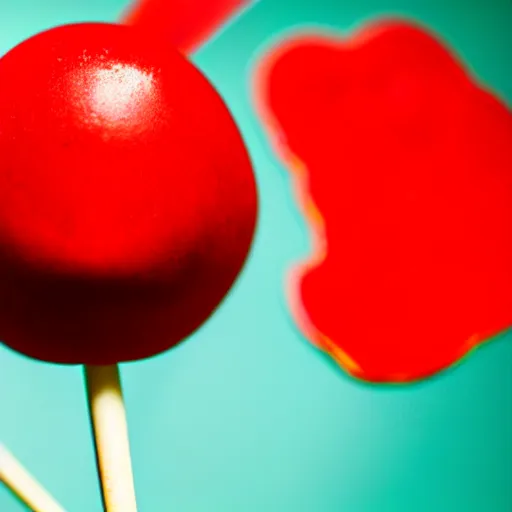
(255, 20, 512, 383)
(0, 23, 257, 365)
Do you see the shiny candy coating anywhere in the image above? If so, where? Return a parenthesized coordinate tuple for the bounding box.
(0, 23, 258, 365)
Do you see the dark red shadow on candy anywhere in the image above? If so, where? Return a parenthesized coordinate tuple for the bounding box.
(254, 19, 512, 383)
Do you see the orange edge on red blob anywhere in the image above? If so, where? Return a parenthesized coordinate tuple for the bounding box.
(252, 39, 364, 379)
(251, 33, 503, 385)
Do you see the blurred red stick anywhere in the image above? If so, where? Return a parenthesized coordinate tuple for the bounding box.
(121, 0, 253, 53)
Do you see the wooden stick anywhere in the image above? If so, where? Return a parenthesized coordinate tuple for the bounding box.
(0, 443, 66, 512)
(84, 365, 138, 512)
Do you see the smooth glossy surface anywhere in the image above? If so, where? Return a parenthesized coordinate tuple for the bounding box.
(0, 22, 257, 365)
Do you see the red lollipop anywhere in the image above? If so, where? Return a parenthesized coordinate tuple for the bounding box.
(0, 22, 257, 510)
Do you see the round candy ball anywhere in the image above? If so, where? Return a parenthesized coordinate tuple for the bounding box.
(0, 23, 257, 365)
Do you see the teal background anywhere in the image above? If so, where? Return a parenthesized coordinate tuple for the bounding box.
(1, 0, 511, 510)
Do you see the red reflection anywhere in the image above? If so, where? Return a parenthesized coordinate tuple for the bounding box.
(255, 20, 512, 383)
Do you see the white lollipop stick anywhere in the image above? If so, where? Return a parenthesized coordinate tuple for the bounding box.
(84, 365, 138, 512)
(0, 443, 66, 512)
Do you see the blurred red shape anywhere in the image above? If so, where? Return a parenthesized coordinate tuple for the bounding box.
(122, 0, 252, 53)
(254, 20, 512, 383)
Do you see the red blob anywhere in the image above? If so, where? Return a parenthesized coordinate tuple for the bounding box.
(0, 23, 257, 365)
(255, 20, 512, 382)
(122, 0, 252, 53)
